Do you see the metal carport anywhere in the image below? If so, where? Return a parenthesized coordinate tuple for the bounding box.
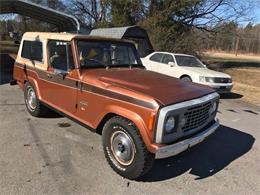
(90, 26, 154, 57)
(0, 0, 80, 32)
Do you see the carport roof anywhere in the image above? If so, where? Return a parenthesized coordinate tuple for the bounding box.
(0, 0, 80, 32)
(90, 26, 134, 39)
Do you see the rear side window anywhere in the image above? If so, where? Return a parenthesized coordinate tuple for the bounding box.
(21, 41, 43, 62)
(150, 53, 163, 62)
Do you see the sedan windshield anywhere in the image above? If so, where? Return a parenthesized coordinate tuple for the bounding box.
(175, 55, 204, 68)
(77, 40, 143, 69)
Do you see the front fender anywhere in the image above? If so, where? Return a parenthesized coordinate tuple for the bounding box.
(96, 105, 156, 153)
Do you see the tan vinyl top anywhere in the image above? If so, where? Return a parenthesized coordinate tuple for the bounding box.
(22, 32, 132, 43)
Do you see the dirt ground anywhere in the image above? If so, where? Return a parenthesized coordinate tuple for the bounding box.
(223, 68, 260, 106)
(203, 51, 260, 106)
(204, 51, 260, 62)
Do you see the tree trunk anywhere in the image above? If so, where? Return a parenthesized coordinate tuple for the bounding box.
(235, 36, 239, 56)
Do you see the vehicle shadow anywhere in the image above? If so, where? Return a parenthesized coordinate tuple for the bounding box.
(42, 110, 63, 118)
(220, 92, 243, 99)
(0, 53, 15, 85)
(139, 125, 255, 182)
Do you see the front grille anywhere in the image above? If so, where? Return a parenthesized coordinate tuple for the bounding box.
(213, 77, 231, 83)
(182, 101, 212, 132)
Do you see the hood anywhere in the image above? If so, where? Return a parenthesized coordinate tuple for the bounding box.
(81, 68, 215, 107)
(180, 67, 231, 78)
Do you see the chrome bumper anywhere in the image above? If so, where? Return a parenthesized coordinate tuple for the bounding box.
(155, 119, 220, 159)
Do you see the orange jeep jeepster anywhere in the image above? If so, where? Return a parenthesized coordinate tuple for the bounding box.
(12, 32, 220, 179)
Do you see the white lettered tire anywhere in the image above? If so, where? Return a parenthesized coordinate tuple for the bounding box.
(102, 116, 154, 180)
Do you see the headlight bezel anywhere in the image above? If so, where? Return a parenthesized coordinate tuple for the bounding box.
(205, 77, 215, 83)
(200, 76, 217, 83)
(199, 76, 206, 82)
(209, 101, 218, 115)
(164, 116, 176, 134)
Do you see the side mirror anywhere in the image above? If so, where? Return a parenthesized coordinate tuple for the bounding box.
(54, 69, 68, 79)
(168, 62, 175, 67)
(201, 61, 208, 68)
(58, 72, 67, 77)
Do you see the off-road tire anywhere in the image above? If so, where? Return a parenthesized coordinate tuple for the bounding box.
(102, 116, 155, 180)
(24, 82, 48, 117)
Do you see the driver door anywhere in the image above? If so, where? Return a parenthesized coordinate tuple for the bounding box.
(42, 40, 78, 114)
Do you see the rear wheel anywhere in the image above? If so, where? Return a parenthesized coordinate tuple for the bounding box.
(102, 116, 154, 180)
(24, 82, 48, 117)
(181, 76, 192, 82)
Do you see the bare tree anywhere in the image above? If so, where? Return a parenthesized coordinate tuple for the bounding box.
(161, 0, 258, 32)
(70, 0, 109, 27)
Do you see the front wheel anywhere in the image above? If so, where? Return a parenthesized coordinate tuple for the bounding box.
(181, 76, 192, 82)
(102, 116, 154, 180)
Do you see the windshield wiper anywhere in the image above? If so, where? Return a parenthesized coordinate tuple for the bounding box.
(127, 63, 144, 69)
(84, 58, 109, 69)
(89, 59, 109, 68)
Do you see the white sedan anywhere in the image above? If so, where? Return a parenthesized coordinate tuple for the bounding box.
(141, 52, 233, 93)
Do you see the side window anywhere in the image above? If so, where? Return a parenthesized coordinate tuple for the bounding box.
(149, 53, 163, 62)
(48, 40, 75, 71)
(162, 54, 174, 64)
(21, 40, 43, 62)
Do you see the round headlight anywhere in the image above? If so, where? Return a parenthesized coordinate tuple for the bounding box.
(165, 116, 175, 133)
(209, 102, 217, 114)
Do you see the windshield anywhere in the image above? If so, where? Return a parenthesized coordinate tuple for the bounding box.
(175, 55, 204, 68)
(77, 40, 143, 69)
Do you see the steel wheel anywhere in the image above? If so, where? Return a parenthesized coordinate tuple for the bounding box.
(26, 87, 37, 111)
(102, 116, 155, 179)
(110, 129, 136, 166)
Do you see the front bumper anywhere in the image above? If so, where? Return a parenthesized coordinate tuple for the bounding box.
(209, 83, 233, 93)
(155, 119, 219, 159)
(197, 81, 233, 93)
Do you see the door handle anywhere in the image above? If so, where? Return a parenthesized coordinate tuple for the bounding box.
(47, 74, 53, 79)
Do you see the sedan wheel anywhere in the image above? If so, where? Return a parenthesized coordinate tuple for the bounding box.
(181, 76, 192, 82)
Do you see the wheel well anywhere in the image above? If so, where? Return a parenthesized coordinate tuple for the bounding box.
(23, 80, 28, 90)
(96, 113, 117, 135)
(180, 75, 192, 80)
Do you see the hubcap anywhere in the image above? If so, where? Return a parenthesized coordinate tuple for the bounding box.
(110, 130, 135, 166)
(182, 77, 191, 82)
(27, 87, 36, 111)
